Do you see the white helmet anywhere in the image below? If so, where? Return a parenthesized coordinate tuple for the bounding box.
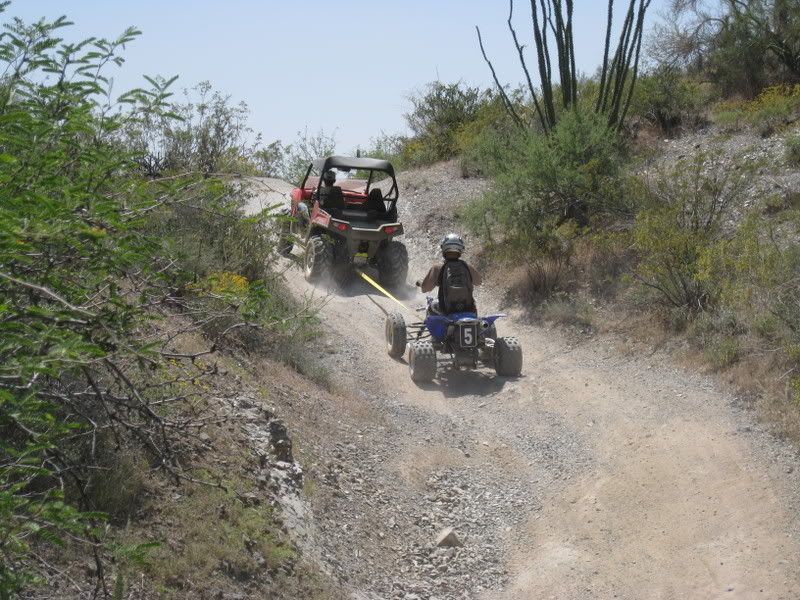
(440, 233, 465, 257)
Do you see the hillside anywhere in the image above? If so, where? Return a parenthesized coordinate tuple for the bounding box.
(233, 134, 800, 598)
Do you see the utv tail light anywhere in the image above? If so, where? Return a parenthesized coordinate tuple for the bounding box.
(384, 226, 397, 234)
(334, 222, 349, 232)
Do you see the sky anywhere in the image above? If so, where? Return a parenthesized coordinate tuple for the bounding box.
(9, 1, 668, 152)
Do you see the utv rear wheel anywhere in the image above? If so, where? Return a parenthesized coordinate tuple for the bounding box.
(377, 241, 409, 288)
(494, 336, 522, 377)
(304, 235, 333, 282)
(385, 312, 407, 358)
(409, 341, 437, 382)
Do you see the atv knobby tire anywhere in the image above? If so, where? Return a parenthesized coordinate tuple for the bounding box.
(385, 312, 407, 358)
(409, 340, 437, 382)
(377, 240, 409, 288)
(494, 336, 522, 377)
(304, 235, 333, 282)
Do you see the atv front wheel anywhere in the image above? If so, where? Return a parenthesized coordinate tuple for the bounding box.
(409, 340, 437, 382)
(304, 235, 333, 282)
(385, 312, 407, 358)
(377, 240, 409, 288)
(494, 336, 522, 377)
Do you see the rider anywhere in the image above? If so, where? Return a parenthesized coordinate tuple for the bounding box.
(298, 169, 342, 225)
(416, 233, 481, 315)
(314, 169, 344, 212)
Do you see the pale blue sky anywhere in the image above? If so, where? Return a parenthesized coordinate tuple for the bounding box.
(9, 1, 666, 152)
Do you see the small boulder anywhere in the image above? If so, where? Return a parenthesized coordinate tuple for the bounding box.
(435, 526, 463, 548)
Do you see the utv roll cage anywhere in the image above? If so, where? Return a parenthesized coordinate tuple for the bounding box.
(299, 155, 399, 210)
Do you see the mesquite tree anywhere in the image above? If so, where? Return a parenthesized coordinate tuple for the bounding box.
(477, 0, 653, 132)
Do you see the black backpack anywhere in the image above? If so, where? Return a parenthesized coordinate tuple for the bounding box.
(438, 259, 475, 314)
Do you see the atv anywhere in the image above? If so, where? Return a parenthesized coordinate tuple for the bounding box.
(279, 156, 408, 287)
(384, 297, 523, 382)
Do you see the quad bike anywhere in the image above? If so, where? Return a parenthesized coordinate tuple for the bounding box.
(279, 155, 408, 287)
(384, 297, 523, 382)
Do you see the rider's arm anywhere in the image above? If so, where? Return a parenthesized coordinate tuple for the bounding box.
(419, 265, 441, 293)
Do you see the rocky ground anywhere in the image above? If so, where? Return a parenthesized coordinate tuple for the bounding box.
(638, 124, 800, 230)
(243, 148, 800, 599)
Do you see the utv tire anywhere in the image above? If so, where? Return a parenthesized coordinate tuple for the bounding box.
(409, 340, 437, 383)
(377, 240, 409, 288)
(494, 336, 522, 377)
(385, 312, 407, 358)
(304, 235, 333, 282)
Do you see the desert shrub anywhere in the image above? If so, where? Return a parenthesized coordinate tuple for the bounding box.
(631, 67, 704, 135)
(0, 10, 314, 595)
(747, 85, 800, 134)
(786, 134, 800, 166)
(577, 230, 635, 298)
(632, 152, 749, 310)
(281, 128, 337, 185)
(126, 80, 260, 176)
(458, 112, 528, 178)
(542, 293, 593, 328)
(712, 85, 800, 134)
(467, 110, 622, 240)
(404, 81, 487, 164)
(711, 214, 800, 359)
(711, 99, 750, 130)
(704, 336, 740, 370)
(357, 131, 408, 168)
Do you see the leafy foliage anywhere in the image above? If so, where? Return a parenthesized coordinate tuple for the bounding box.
(632, 152, 749, 309)
(630, 66, 704, 134)
(465, 110, 622, 241)
(0, 9, 312, 596)
(403, 81, 485, 164)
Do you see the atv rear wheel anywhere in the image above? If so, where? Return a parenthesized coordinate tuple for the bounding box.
(304, 235, 333, 282)
(494, 336, 522, 377)
(409, 340, 437, 382)
(377, 240, 409, 288)
(385, 312, 407, 358)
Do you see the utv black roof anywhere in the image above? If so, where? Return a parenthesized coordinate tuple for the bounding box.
(312, 155, 395, 176)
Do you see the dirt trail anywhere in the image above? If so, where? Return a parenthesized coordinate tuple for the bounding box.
(246, 173, 800, 599)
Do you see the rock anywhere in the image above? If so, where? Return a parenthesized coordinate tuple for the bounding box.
(435, 527, 463, 548)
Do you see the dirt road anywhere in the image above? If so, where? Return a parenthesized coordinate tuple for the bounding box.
(246, 172, 800, 599)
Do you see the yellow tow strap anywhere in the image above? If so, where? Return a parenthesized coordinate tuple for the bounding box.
(357, 270, 414, 314)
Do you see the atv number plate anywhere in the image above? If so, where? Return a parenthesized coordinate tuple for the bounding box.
(459, 323, 478, 348)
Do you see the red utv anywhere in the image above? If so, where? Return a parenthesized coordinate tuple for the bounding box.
(279, 156, 408, 287)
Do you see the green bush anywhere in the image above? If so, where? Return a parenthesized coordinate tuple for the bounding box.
(712, 86, 800, 134)
(466, 110, 622, 241)
(632, 152, 749, 310)
(631, 67, 703, 135)
(786, 134, 800, 166)
(0, 10, 314, 595)
(404, 81, 487, 164)
(713, 214, 800, 364)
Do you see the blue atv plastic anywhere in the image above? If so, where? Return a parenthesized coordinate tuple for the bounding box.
(383, 296, 522, 382)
